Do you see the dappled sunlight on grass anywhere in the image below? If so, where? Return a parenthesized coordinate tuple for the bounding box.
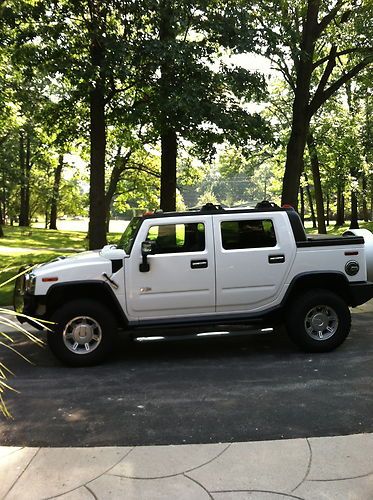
(0, 226, 87, 250)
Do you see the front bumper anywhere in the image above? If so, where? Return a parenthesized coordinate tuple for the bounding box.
(349, 282, 373, 307)
(13, 271, 39, 323)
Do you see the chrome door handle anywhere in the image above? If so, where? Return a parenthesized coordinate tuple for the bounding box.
(191, 260, 208, 269)
(268, 254, 285, 264)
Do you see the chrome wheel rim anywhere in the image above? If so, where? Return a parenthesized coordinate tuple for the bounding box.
(62, 316, 102, 355)
(304, 305, 338, 341)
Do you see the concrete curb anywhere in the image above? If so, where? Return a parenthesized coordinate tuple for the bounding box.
(1, 433, 373, 499)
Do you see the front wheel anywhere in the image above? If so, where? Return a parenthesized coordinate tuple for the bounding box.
(48, 300, 117, 366)
(285, 289, 351, 352)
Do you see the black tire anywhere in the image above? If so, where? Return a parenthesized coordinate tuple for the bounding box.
(47, 299, 117, 366)
(285, 289, 351, 352)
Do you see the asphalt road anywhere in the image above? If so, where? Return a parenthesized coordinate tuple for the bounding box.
(1, 305, 373, 448)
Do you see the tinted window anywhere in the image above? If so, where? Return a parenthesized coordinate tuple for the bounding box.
(146, 223, 205, 253)
(221, 219, 276, 249)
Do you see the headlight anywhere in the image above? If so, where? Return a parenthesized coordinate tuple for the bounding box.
(25, 273, 36, 294)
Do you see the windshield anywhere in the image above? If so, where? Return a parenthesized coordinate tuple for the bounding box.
(118, 217, 142, 254)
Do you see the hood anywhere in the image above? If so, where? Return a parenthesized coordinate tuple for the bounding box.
(32, 245, 126, 294)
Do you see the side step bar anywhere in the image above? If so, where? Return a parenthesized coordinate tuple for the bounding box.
(133, 327, 274, 343)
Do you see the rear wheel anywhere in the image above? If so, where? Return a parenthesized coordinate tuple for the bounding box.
(48, 299, 117, 366)
(285, 289, 351, 352)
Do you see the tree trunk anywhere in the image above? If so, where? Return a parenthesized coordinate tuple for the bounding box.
(282, 116, 310, 209)
(24, 132, 31, 225)
(335, 182, 345, 226)
(104, 150, 132, 228)
(281, 1, 319, 208)
(18, 130, 29, 226)
(49, 154, 64, 230)
(159, 0, 177, 212)
(160, 129, 177, 212)
(1, 169, 6, 226)
(326, 191, 330, 226)
(88, 82, 107, 249)
(350, 190, 359, 229)
(346, 82, 360, 230)
(88, 11, 107, 250)
(0, 193, 4, 225)
(307, 133, 326, 233)
(105, 168, 120, 231)
(362, 175, 369, 221)
(304, 172, 317, 228)
(299, 186, 305, 224)
(0, 202, 4, 237)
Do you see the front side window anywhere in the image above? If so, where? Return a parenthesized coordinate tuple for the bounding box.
(146, 223, 205, 253)
(118, 217, 142, 254)
(221, 219, 276, 249)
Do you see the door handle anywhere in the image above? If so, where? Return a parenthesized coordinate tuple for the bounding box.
(191, 260, 208, 269)
(268, 254, 285, 264)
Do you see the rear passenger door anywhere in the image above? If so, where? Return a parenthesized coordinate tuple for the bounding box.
(213, 213, 295, 312)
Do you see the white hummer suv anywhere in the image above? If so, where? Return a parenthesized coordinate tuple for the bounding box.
(14, 202, 373, 366)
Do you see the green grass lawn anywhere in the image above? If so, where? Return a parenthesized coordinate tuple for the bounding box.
(0, 225, 122, 306)
(305, 221, 373, 235)
(0, 225, 88, 250)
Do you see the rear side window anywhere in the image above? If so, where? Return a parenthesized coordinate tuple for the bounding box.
(146, 223, 205, 253)
(221, 219, 276, 249)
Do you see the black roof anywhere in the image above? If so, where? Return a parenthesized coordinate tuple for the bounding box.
(142, 206, 290, 220)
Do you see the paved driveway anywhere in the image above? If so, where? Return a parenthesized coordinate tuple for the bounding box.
(1, 304, 373, 447)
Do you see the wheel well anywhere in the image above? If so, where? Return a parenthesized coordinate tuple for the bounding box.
(284, 273, 352, 307)
(45, 282, 127, 327)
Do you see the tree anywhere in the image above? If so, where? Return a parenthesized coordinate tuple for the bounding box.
(127, 1, 271, 211)
(308, 96, 366, 228)
(306, 131, 326, 233)
(105, 147, 160, 227)
(252, 0, 373, 207)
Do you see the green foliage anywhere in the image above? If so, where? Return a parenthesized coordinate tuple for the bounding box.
(182, 144, 277, 208)
(0, 0, 372, 234)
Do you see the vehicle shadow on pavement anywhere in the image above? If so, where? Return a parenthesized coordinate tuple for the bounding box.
(1, 311, 372, 448)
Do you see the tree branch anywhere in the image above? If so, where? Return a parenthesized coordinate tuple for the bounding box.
(182, 6, 196, 43)
(270, 57, 296, 93)
(313, 47, 361, 69)
(105, 82, 135, 105)
(309, 55, 373, 115)
(311, 45, 337, 104)
(316, 0, 344, 36)
(123, 163, 161, 178)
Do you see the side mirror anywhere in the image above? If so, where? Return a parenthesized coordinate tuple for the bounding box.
(139, 240, 155, 272)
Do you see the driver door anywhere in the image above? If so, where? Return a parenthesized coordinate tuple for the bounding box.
(125, 215, 215, 321)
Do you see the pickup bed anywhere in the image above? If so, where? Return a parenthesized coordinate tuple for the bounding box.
(14, 203, 373, 365)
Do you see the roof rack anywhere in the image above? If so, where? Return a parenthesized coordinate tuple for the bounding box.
(201, 203, 225, 212)
(255, 200, 280, 209)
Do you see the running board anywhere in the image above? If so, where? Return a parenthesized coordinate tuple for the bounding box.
(132, 327, 274, 343)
